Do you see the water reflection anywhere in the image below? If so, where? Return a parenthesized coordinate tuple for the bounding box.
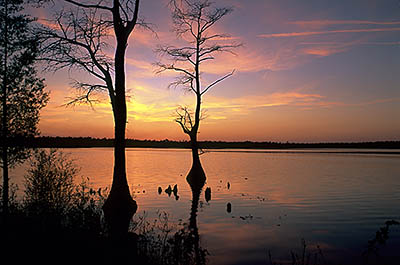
(9, 148, 400, 264)
(185, 164, 208, 265)
(148, 166, 208, 264)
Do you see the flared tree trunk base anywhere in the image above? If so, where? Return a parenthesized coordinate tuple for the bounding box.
(103, 185, 137, 239)
(186, 160, 206, 191)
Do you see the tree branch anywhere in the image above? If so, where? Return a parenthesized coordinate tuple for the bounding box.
(64, 0, 112, 11)
(155, 62, 195, 79)
(125, 0, 140, 35)
(38, 7, 115, 106)
(201, 70, 235, 95)
(174, 106, 195, 134)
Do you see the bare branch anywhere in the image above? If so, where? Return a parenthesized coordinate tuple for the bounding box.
(125, 0, 140, 35)
(71, 80, 108, 92)
(198, 56, 214, 62)
(156, 45, 196, 62)
(174, 105, 195, 134)
(200, 6, 233, 33)
(154, 62, 195, 79)
(61, 79, 108, 108)
(159, 0, 239, 137)
(199, 43, 242, 58)
(64, 0, 113, 11)
(201, 70, 235, 95)
(38, 7, 115, 106)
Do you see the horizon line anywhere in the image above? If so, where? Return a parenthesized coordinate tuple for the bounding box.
(30, 136, 400, 144)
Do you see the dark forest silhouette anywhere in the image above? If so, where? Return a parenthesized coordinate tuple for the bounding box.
(11, 136, 400, 150)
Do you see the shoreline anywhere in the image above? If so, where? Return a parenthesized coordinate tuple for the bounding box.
(11, 136, 400, 150)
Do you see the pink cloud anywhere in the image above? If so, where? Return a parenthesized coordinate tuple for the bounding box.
(300, 39, 363, 57)
(258, 27, 400, 38)
(288, 20, 400, 29)
(203, 91, 326, 112)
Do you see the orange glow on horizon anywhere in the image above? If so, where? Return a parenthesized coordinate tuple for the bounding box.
(35, 2, 400, 142)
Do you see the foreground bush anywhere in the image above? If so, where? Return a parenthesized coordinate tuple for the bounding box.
(22, 149, 104, 233)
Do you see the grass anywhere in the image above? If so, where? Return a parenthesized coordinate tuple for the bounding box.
(267, 239, 327, 265)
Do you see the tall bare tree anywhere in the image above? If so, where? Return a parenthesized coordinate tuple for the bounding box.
(156, 0, 240, 176)
(38, 0, 149, 237)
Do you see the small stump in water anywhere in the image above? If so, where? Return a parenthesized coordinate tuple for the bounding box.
(205, 187, 211, 202)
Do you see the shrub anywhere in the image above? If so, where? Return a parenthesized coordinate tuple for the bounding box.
(22, 149, 104, 234)
(23, 149, 78, 217)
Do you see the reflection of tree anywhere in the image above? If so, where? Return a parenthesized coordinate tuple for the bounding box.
(363, 219, 400, 265)
(188, 167, 207, 265)
(170, 166, 208, 265)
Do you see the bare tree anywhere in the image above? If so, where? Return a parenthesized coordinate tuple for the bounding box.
(156, 0, 240, 173)
(38, 0, 149, 237)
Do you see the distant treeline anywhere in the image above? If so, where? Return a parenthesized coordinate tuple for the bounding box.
(6, 136, 400, 149)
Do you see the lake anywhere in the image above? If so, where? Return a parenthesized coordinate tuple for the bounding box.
(9, 148, 400, 264)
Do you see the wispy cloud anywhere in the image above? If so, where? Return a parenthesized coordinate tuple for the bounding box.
(299, 41, 400, 46)
(288, 20, 400, 28)
(300, 39, 364, 57)
(204, 92, 326, 112)
(258, 27, 400, 38)
(299, 39, 400, 57)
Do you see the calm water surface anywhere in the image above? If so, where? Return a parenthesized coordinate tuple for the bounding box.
(10, 148, 400, 264)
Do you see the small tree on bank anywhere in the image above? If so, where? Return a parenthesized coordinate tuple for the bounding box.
(156, 0, 240, 171)
(38, 0, 149, 237)
(24, 149, 78, 217)
(0, 0, 49, 218)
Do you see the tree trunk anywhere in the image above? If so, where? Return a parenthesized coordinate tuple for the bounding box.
(190, 133, 201, 167)
(1, 116, 8, 221)
(187, 132, 206, 188)
(1, 0, 9, 220)
(1, 71, 8, 220)
(102, 35, 137, 238)
(186, 84, 205, 184)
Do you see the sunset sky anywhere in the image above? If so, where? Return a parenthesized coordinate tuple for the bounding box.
(34, 0, 400, 142)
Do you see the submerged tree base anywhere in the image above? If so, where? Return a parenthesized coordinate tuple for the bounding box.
(186, 161, 206, 190)
(103, 184, 138, 239)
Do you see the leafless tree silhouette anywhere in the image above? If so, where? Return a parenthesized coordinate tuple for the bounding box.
(38, 0, 151, 238)
(156, 0, 240, 169)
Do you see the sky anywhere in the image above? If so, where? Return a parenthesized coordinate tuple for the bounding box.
(32, 0, 400, 142)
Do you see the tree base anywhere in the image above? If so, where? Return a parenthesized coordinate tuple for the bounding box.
(186, 161, 206, 191)
(103, 185, 137, 239)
